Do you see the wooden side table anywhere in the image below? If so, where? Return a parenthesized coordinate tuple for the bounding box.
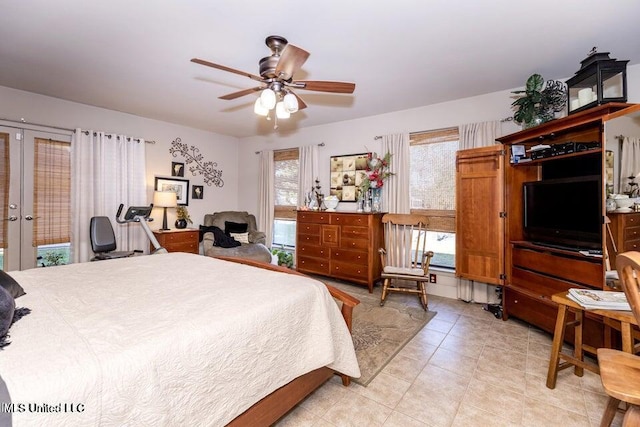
(546, 291, 638, 389)
(152, 229, 199, 254)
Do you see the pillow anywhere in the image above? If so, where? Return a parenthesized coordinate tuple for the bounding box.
(230, 232, 250, 244)
(0, 271, 25, 299)
(224, 221, 248, 235)
(199, 225, 219, 242)
(0, 286, 15, 348)
(212, 227, 241, 248)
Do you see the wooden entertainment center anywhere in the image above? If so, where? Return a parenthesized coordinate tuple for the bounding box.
(456, 103, 640, 345)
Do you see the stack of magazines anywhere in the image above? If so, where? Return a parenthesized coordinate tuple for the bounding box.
(567, 288, 631, 311)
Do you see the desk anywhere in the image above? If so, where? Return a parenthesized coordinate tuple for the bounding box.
(546, 291, 638, 389)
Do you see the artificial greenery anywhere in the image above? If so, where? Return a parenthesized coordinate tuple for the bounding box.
(511, 74, 567, 127)
(271, 249, 294, 268)
(175, 206, 193, 224)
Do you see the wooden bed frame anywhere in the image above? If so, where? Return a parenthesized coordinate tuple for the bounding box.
(217, 257, 360, 427)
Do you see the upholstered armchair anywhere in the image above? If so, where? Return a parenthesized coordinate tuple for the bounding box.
(201, 211, 272, 263)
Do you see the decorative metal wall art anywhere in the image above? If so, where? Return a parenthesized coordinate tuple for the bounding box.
(169, 137, 224, 187)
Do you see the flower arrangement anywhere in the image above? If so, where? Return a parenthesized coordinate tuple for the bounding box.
(175, 206, 192, 224)
(359, 151, 393, 192)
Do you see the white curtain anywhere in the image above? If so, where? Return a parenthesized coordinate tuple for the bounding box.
(257, 150, 275, 248)
(298, 145, 318, 208)
(382, 133, 410, 214)
(71, 129, 147, 263)
(620, 137, 640, 193)
(457, 120, 502, 303)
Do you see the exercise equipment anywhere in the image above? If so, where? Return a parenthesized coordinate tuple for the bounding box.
(115, 204, 168, 255)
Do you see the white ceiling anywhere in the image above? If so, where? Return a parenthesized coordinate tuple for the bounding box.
(1, 1, 639, 138)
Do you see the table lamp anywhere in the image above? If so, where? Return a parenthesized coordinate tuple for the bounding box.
(153, 191, 177, 231)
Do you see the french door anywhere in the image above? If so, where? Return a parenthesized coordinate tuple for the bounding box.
(0, 126, 71, 271)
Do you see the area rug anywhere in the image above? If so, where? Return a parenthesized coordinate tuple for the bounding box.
(325, 279, 437, 386)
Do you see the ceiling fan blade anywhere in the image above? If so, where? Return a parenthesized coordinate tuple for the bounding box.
(219, 87, 264, 100)
(294, 80, 355, 94)
(191, 58, 263, 82)
(293, 92, 307, 110)
(274, 44, 310, 80)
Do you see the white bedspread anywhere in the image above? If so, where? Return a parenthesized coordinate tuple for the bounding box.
(0, 253, 359, 426)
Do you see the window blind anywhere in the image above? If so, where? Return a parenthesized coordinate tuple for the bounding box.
(274, 148, 299, 219)
(33, 138, 71, 246)
(409, 127, 459, 232)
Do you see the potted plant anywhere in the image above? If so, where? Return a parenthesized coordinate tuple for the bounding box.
(511, 74, 567, 128)
(271, 249, 294, 268)
(175, 206, 192, 229)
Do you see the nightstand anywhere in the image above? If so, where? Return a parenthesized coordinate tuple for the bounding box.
(152, 229, 199, 254)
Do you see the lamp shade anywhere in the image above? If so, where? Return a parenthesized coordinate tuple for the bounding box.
(276, 101, 290, 119)
(153, 191, 177, 208)
(260, 88, 277, 110)
(283, 92, 299, 113)
(254, 98, 269, 116)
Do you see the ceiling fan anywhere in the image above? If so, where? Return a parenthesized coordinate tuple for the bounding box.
(191, 35, 355, 125)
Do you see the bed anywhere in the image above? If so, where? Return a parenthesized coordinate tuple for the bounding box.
(0, 252, 360, 426)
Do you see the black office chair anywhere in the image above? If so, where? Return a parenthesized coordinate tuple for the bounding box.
(89, 216, 135, 260)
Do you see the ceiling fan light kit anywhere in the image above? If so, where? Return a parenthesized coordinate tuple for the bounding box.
(191, 35, 355, 129)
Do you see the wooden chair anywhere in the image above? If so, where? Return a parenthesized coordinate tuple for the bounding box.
(379, 213, 434, 310)
(597, 251, 640, 426)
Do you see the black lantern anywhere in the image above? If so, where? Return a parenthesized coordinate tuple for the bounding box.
(566, 49, 628, 115)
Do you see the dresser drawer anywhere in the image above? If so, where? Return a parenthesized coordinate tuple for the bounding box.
(164, 231, 197, 243)
(624, 240, 640, 251)
(330, 261, 368, 282)
(297, 212, 330, 224)
(340, 237, 370, 251)
(297, 256, 330, 274)
(624, 226, 640, 242)
(297, 244, 330, 259)
(331, 248, 368, 265)
(621, 213, 640, 228)
(297, 233, 320, 245)
(331, 214, 368, 226)
(341, 225, 369, 240)
(297, 223, 321, 235)
(165, 242, 198, 254)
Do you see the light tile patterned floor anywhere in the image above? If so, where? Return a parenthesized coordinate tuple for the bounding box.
(277, 292, 625, 427)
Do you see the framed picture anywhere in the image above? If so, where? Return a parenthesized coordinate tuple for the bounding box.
(171, 161, 185, 177)
(330, 153, 369, 202)
(192, 185, 204, 200)
(155, 177, 190, 206)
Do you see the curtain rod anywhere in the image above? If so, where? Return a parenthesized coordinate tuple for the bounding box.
(80, 130, 155, 144)
(0, 117, 74, 133)
(616, 134, 625, 141)
(0, 118, 156, 143)
(255, 142, 324, 154)
(374, 136, 382, 140)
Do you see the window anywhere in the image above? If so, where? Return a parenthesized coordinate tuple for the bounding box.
(273, 148, 299, 249)
(33, 138, 71, 266)
(409, 127, 459, 268)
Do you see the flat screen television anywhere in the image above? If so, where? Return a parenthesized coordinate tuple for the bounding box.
(523, 175, 602, 250)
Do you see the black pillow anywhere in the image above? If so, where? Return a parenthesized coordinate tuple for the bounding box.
(0, 286, 15, 348)
(212, 227, 241, 248)
(224, 221, 248, 235)
(0, 271, 25, 299)
(199, 225, 219, 242)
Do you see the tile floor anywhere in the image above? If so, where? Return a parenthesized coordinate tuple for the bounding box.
(277, 292, 625, 427)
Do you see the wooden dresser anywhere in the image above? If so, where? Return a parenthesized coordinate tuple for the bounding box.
(296, 211, 384, 292)
(607, 212, 640, 268)
(152, 229, 199, 254)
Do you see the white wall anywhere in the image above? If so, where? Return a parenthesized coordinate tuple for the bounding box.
(0, 85, 240, 229)
(237, 64, 640, 298)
